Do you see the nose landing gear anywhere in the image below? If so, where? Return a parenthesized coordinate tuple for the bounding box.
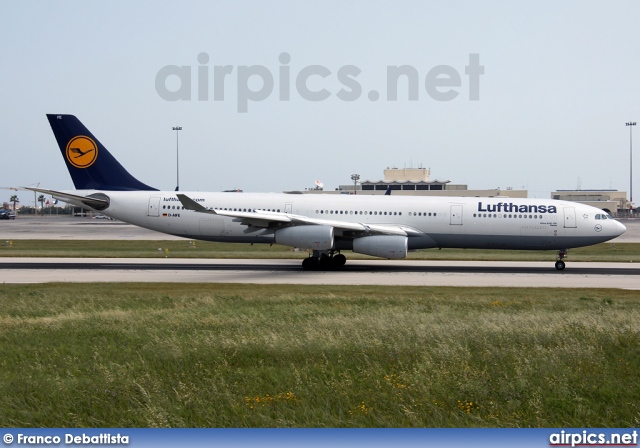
(555, 249, 567, 271)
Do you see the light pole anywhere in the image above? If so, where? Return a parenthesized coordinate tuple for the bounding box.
(626, 122, 636, 208)
(172, 126, 182, 191)
(351, 174, 360, 195)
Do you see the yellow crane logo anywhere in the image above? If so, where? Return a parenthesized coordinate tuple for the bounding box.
(66, 136, 98, 168)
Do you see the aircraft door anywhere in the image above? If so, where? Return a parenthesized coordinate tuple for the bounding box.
(450, 205, 463, 225)
(148, 197, 161, 217)
(285, 203, 293, 214)
(563, 207, 576, 228)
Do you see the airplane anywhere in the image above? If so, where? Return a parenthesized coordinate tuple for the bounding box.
(24, 114, 626, 271)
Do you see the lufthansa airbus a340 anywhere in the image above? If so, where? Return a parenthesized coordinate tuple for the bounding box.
(25, 114, 626, 270)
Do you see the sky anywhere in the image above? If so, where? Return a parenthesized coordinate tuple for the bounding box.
(1, 1, 640, 206)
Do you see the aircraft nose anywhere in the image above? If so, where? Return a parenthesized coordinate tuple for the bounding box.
(614, 220, 626, 237)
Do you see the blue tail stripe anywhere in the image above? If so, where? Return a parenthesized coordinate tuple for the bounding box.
(47, 114, 157, 191)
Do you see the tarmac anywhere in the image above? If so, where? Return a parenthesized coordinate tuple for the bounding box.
(0, 258, 638, 289)
(1, 215, 638, 288)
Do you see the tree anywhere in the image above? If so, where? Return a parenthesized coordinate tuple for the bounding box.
(38, 195, 45, 215)
(9, 195, 19, 212)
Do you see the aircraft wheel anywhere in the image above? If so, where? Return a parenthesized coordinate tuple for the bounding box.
(317, 256, 333, 270)
(332, 254, 347, 267)
(555, 260, 565, 271)
(302, 257, 317, 270)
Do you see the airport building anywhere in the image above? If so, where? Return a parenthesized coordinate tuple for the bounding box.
(292, 167, 632, 216)
(295, 167, 528, 198)
(551, 190, 631, 216)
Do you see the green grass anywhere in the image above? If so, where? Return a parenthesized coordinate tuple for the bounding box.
(1, 284, 638, 427)
(1, 240, 640, 262)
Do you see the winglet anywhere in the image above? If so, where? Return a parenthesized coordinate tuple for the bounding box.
(177, 193, 215, 213)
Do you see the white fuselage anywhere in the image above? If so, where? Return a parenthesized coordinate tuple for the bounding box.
(74, 190, 626, 252)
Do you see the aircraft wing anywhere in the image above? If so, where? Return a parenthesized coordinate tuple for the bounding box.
(21, 187, 109, 209)
(177, 194, 292, 223)
(177, 193, 424, 237)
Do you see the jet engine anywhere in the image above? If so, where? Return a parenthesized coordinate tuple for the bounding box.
(274, 225, 334, 250)
(352, 235, 408, 259)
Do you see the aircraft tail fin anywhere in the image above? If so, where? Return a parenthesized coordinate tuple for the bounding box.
(47, 114, 157, 191)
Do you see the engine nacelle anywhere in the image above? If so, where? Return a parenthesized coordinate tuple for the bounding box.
(274, 225, 334, 250)
(352, 235, 408, 259)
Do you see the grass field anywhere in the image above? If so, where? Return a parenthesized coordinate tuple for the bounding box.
(1, 283, 638, 427)
(1, 240, 640, 262)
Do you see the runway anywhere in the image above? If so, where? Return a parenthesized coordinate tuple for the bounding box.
(1, 258, 638, 289)
(2, 216, 639, 289)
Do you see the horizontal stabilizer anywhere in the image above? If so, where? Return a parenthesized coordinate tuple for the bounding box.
(22, 187, 109, 210)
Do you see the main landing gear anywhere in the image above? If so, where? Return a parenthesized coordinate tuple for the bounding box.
(555, 249, 568, 271)
(302, 250, 347, 270)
